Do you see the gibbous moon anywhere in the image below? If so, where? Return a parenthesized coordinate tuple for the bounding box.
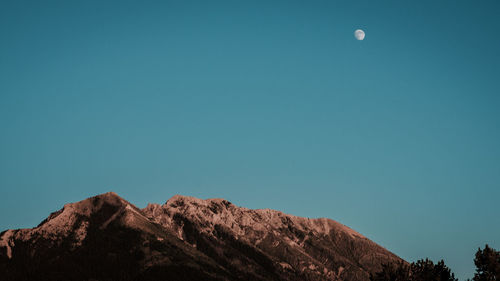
(354, 29, 365, 40)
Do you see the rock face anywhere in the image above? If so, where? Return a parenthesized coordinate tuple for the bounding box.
(0, 192, 402, 281)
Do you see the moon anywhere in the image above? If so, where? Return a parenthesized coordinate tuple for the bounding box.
(354, 29, 365, 40)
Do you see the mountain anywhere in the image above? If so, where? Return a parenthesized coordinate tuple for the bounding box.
(0, 192, 403, 281)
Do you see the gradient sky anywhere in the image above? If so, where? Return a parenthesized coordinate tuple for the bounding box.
(1, 0, 499, 279)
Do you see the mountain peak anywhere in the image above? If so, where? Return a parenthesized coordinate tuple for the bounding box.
(5, 192, 149, 250)
(89, 191, 126, 204)
(165, 194, 200, 205)
(164, 194, 233, 209)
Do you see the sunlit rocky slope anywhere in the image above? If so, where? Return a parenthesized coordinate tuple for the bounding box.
(0, 192, 402, 281)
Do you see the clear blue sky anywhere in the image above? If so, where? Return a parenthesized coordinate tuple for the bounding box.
(1, 0, 499, 279)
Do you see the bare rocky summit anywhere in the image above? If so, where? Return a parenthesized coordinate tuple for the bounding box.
(0, 192, 403, 281)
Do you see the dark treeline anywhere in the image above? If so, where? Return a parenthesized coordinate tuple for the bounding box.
(370, 244, 500, 281)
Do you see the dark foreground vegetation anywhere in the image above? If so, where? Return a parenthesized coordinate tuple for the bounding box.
(370, 244, 500, 281)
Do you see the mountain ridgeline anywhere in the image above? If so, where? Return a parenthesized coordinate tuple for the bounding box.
(0, 192, 403, 281)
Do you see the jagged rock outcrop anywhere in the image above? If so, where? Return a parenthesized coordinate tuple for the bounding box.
(0, 192, 402, 281)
